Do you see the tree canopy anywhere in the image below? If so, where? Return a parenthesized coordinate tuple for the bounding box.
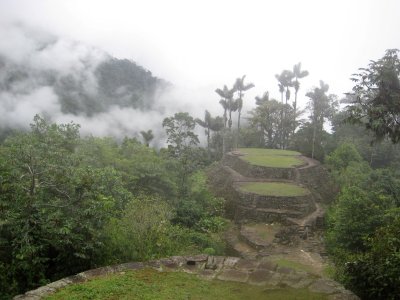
(346, 49, 400, 143)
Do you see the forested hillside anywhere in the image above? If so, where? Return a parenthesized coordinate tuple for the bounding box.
(0, 55, 167, 116)
(0, 115, 226, 299)
(0, 24, 169, 141)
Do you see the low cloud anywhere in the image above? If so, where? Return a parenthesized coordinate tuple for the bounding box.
(0, 22, 226, 146)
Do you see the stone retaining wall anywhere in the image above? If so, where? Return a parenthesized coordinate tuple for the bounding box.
(222, 153, 336, 204)
(222, 154, 297, 180)
(207, 164, 318, 224)
(14, 255, 358, 300)
(235, 187, 315, 214)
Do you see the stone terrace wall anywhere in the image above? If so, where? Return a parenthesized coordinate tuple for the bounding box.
(207, 164, 317, 224)
(235, 188, 315, 214)
(222, 154, 296, 180)
(297, 165, 337, 204)
(222, 153, 337, 204)
(14, 255, 359, 300)
(207, 163, 242, 219)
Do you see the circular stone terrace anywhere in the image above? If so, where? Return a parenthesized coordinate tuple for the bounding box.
(237, 182, 310, 197)
(14, 255, 358, 300)
(235, 148, 306, 169)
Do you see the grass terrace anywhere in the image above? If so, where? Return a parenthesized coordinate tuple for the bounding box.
(237, 148, 304, 168)
(46, 268, 328, 300)
(238, 182, 310, 197)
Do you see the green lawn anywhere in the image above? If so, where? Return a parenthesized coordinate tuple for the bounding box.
(237, 148, 304, 168)
(238, 182, 310, 197)
(46, 268, 327, 300)
(238, 148, 301, 156)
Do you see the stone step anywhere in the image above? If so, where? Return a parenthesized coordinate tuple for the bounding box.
(239, 224, 279, 250)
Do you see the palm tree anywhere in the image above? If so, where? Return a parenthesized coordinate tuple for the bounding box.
(140, 129, 154, 147)
(255, 91, 269, 106)
(292, 63, 309, 133)
(215, 85, 235, 129)
(195, 110, 212, 152)
(233, 75, 254, 148)
(275, 70, 294, 148)
(215, 85, 235, 154)
(306, 80, 330, 159)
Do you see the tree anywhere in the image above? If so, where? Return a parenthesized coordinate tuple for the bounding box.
(215, 85, 236, 153)
(248, 98, 287, 148)
(215, 85, 236, 130)
(196, 111, 224, 159)
(275, 70, 294, 148)
(306, 80, 338, 158)
(162, 112, 199, 196)
(346, 49, 400, 143)
(292, 62, 309, 133)
(233, 75, 254, 148)
(140, 130, 154, 147)
(344, 216, 400, 300)
(255, 91, 270, 106)
(195, 110, 212, 153)
(0, 116, 128, 295)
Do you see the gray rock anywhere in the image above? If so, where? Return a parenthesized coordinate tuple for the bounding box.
(248, 269, 274, 285)
(217, 269, 249, 283)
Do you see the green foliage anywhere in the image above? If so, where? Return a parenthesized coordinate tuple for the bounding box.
(346, 49, 400, 143)
(77, 136, 176, 199)
(103, 195, 185, 262)
(162, 112, 201, 196)
(291, 122, 330, 161)
(330, 106, 400, 168)
(172, 171, 226, 233)
(342, 215, 400, 300)
(306, 81, 338, 159)
(0, 116, 129, 295)
(326, 143, 363, 172)
(326, 186, 390, 252)
(326, 142, 400, 298)
(325, 143, 369, 186)
(0, 116, 226, 298)
(247, 98, 291, 149)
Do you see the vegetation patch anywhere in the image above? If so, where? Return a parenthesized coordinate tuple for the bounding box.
(238, 148, 303, 168)
(239, 148, 301, 156)
(46, 268, 328, 300)
(238, 182, 310, 197)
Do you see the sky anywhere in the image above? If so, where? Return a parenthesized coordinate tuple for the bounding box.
(0, 0, 399, 139)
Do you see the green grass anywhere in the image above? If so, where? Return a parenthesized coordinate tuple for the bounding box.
(238, 148, 301, 156)
(238, 182, 310, 197)
(237, 148, 303, 168)
(46, 268, 328, 300)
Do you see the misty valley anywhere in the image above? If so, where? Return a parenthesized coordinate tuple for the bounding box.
(1, 24, 400, 300)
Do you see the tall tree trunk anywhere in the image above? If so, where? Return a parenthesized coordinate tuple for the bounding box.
(311, 115, 317, 159)
(222, 128, 226, 156)
(236, 109, 241, 149)
(280, 92, 284, 149)
(293, 89, 298, 136)
(206, 127, 210, 159)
